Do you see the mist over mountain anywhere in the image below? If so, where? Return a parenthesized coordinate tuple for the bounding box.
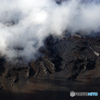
(0, 0, 100, 61)
(0, 1, 100, 100)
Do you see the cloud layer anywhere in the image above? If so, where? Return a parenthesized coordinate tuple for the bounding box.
(0, 0, 100, 61)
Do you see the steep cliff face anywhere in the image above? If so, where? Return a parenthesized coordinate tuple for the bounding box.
(0, 36, 100, 99)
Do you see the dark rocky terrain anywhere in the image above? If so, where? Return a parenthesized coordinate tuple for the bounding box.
(0, 35, 100, 100)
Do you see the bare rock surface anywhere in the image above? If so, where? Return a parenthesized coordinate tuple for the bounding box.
(0, 36, 100, 100)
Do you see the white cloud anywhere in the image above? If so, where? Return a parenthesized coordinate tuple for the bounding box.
(0, 0, 100, 61)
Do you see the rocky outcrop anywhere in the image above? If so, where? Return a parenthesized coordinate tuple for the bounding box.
(0, 36, 100, 93)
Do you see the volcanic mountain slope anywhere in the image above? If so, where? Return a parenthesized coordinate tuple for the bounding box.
(0, 35, 100, 99)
